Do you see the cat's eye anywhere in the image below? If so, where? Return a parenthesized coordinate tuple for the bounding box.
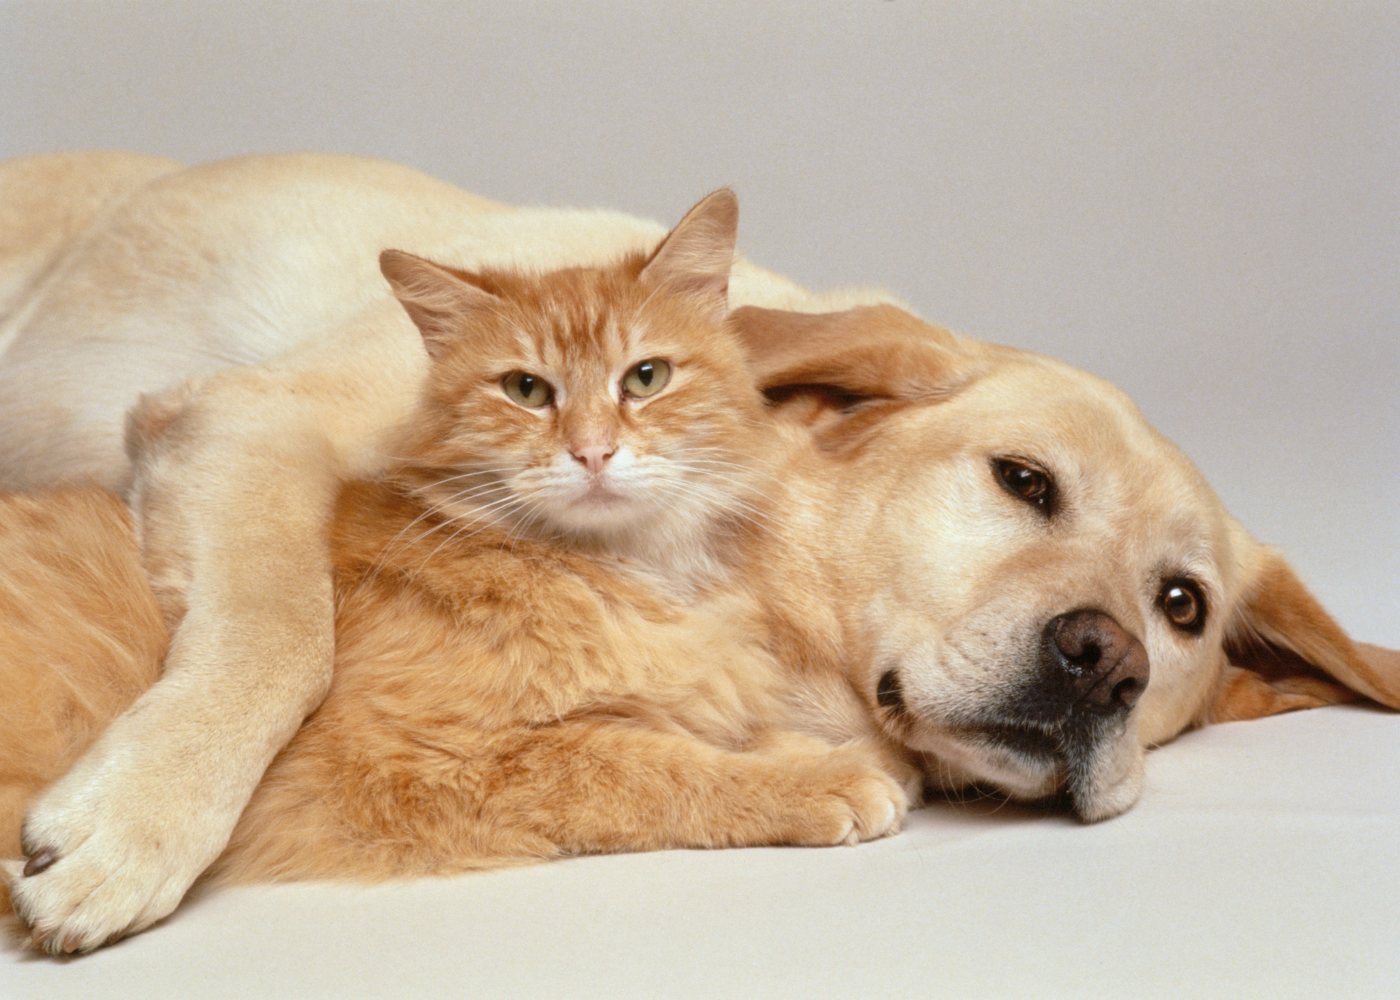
(1159, 579, 1206, 633)
(621, 359, 672, 399)
(502, 371, 554, 409)
(993, 458, 1055, 516)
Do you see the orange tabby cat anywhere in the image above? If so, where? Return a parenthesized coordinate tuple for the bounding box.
(1, 191, 903, 893)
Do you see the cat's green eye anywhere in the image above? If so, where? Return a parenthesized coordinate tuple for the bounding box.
(621, 359, 672, 399)
(502, 371, 554, 409)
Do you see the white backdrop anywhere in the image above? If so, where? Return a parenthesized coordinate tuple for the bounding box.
(1, 5, 1397, 997)
(5, 1, 1394, 638)
(3, 1, 1394, 642)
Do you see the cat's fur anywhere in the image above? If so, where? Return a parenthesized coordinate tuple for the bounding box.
(0, 191, 906, 890)
(0, 489, 165, 858)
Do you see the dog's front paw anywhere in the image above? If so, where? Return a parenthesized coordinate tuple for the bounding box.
(785, 748, 909, 847)
(10, 765, 228, 955)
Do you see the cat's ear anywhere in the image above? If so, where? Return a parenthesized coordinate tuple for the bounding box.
(1207, 542, 1400, 722)
(380, 249, 501, 360)
(639, 188, 739, 317)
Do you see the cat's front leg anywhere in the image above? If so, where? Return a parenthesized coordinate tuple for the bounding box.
(476, 721, 909, 855)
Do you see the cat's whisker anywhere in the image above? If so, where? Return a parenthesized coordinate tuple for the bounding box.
(409, 480, 512, 517)
(687, 477, 779, 508)
(413, 495, 531, 569)
(390, 470, 516, 528)
(406, 471, 520, 502)
(663, 480, 775, 530)
(681, 446, 784, 465)
(379, 483, 516, 562)
(633, 476, 774, 537)
(450, 491, 534, 525)
(663, 462, 771, 489)
(669, 458, 787, 490)
(505, 500, 556, 555)
(492, 500, 551, 554)
(661, 452, 782, 476)
(419, 481, 515, 511)
(352, 494, 465, 585)
(659, 469, 779, 519)
(379, 461, 521, 482)
(409, 488, 526, 547)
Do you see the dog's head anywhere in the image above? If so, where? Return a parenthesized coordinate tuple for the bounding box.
(736, 304, 1399, 821)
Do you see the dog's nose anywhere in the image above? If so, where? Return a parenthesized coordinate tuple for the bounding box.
(1042, 610, 1149, 714)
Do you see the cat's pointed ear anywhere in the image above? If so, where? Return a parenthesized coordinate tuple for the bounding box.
(639, 189, 739, 317)
(380, 249, 501, 360)
(1207, 543, 1400, 722)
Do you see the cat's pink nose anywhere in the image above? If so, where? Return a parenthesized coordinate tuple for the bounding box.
(571, 444, 615, 474)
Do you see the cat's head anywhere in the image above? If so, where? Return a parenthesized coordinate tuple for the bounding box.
(380, 189, 771, 550)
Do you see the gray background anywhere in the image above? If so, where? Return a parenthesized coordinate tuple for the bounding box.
(2, 1, 1395, 642)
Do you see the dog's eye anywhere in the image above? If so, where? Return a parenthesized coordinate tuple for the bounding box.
(1159, 579, 1206, 633)
(503, 371, 554, 409)
(993, 458, 1055, 515)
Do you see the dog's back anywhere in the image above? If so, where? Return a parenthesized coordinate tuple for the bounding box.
(0, 488, 166, 857)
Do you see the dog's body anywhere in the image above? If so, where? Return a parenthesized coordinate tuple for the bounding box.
(1, 153, 1395, 953)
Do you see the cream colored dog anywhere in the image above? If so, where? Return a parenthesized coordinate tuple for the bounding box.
(1, 153, 1395, 953)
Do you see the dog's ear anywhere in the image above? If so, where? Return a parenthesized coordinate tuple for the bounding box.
(1207, 546, 1400, 722)
(379, 249, 503, 361)
(730, 305, 977, 433)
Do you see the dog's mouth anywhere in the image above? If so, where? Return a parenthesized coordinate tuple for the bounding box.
(962, 722, 1061, 759)
(950, 719, 1141, 822)
(876, 669, 1144, 822)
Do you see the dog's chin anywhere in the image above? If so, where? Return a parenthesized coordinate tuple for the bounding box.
(1059, 725, 1145, 822)
(905, 719, 1145, 823)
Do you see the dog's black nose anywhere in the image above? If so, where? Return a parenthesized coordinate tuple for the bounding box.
(1040, 609, 1149, 715)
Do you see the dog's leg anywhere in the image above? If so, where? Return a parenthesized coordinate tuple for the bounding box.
(7, 307, 426, 954)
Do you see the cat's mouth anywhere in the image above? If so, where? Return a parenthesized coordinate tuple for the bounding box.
(574, 478, 630, 507)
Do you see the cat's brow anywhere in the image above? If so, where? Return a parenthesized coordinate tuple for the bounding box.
(546, 295, 626, 371)
(620, 316, 643, 356)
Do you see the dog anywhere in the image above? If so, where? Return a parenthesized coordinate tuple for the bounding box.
(1, 152, 1395, 953)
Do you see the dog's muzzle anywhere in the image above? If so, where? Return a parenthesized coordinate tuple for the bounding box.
(972, 609, 1149, 801)
(1020, 609, 1149, 725)
(882, 611, 1152, 819)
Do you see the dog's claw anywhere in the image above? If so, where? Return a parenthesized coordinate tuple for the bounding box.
(60, 933, 86, 954)
(23, 848, 58, 877)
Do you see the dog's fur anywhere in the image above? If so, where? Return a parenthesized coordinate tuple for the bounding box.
(0, 153, 1395, 953)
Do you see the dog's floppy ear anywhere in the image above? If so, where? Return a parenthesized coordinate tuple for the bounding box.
(1208, 546, 1400, 722)
(730, 304, 976, 418)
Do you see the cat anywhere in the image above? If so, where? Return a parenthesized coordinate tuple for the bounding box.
(2, 190, 903, 900)
(371, 201, 769, 592)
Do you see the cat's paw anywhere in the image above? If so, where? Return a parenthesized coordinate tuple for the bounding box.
(785, 748, 909, 846)
(11, 768, 224, 954)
